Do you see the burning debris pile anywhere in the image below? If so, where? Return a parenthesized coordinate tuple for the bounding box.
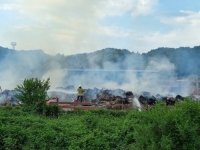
(137, 91, 187, 110)
(0, 90, 20, 106)
(50, 87, 186, 110)
(95, 91, 134, 110)
(84, 89, 188, 110)
(0, 86, 194, 110)
(47, 87, 135, 110)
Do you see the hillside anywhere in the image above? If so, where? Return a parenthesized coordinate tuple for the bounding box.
(0, 46, 200, 89)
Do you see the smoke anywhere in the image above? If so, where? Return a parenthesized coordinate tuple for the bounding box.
(42, 69, 67, 89)
(64, 51, 195, 98)
(0, 70, 19, 90)
(134, 57, 176, 96)
(0, 48, 47, 90)
(146, 57, 175, 72)
(61, 55, 179, 97)
(0, 47, 193, 97)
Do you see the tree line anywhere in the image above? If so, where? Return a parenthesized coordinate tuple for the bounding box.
(1, 46, 200, 78)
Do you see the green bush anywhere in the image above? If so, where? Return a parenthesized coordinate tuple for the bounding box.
(14, 78, 62, 117)
(45, 105, 63, 118)
(132, 98, 200, 150)
(15, 78, 50, 105)
(1, 98, 200, 149)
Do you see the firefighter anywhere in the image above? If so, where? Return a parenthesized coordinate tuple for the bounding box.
(77, 85, 84, 102)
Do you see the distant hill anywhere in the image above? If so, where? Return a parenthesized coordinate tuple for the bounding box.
(0, 46, 200, 89)
(145, 46, 200, 77)
(53, 46, 200, 77)
(1, 46, 200, 77)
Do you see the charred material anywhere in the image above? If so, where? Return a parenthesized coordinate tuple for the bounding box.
(97, 93, 132, 110)
(175, 95, 184, 101)
(138, 95, 148, 105)
(0, 85, 188, 111)
(0, 90, 20, 106)
(166, 97, 176, 106)
(138, 95, 156, 110)
(125, 91, 134, 98)
(147, 96, 157, 106)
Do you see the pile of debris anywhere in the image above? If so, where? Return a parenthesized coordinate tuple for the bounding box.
(137, 92, 185, 110)
(0, 90, 20, 106)
(46, 87, 188, 110)
(0, 85, 195, 111)
(96, 91, 134, 110)
(48, 87, 135, 110)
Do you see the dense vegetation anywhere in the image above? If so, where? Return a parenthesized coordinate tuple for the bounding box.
(1, 98, 200, 150)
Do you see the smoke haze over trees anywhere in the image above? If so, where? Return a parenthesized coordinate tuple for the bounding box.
(0, 46, 200, 95)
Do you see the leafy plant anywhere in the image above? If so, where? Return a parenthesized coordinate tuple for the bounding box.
(1, 98, 200, 149)
(132, 99, 200, 150)
(15, 78, 50, 114)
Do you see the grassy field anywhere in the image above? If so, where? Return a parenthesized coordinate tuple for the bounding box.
(1, 97, 200, 150)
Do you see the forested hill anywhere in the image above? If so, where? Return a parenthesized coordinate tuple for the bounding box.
(145, 46, 200, 77)
(0, 46, 200, 78)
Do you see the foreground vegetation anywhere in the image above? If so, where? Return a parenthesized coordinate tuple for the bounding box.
(1, 98, 200, 150)
(1, 78, 199, 149)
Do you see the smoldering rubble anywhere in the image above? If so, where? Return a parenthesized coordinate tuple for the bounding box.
(0, 85, 193, 110)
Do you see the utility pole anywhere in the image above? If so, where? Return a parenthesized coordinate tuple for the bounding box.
(11, 42, 17, 50)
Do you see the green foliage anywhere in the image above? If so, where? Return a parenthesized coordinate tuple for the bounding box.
(15, 78, 50, 105)
(45, 104, 63, 118)
(14, 78, 56, 116)
(132, 99, 200, 150)
(0, 108, 132, 150)
(1, 100, 200, 149)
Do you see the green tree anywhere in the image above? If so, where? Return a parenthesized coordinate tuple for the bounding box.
(15, 78, 50, 114)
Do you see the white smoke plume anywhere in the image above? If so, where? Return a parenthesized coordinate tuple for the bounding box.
(0, 47, 191, 98)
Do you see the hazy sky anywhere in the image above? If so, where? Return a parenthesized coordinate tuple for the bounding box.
(1, 0, 200, 55)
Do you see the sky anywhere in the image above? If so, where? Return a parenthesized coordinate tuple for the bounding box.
(1, 0, 200, 55)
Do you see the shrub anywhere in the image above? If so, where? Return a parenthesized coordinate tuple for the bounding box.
(45, 105, 63, 118)
(132, 99, 200, 150)
(15, 78, 50, 115)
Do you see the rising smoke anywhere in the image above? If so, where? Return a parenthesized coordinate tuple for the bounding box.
(60, 57, 177, 96)
(0, 47, 190, 97)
